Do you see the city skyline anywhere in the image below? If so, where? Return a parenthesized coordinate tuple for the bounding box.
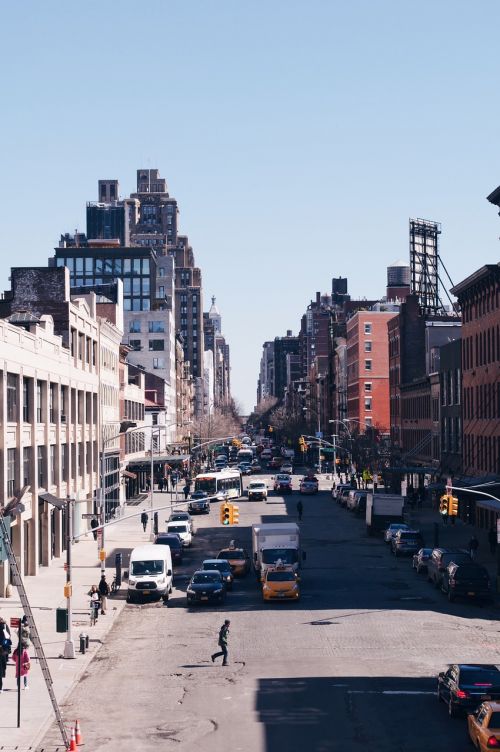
(1, 1, 500, 411)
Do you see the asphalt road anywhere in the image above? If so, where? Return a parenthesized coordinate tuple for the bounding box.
(41, 477, 500, 751)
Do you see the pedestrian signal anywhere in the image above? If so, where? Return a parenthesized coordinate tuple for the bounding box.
(230, 504, 239, 525)
(220, 503, 231, 526)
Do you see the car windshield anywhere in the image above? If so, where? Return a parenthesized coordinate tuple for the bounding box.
(489, 712, 500, 728)
(262, 548, 299, 565)
(267, 571, 295, 582)
(192, 573, 221, 584)
(168, 525, 187, 533)
(170, 514, 188, 521)
(131, 560, 164, 575)
(195, 478, 217, 493)
(460, 668, 500, 686)
(276, 475, 290, 481)
(204, 561, 230, 573)
(218, 549, 246, 560)
(455, 566, 489, 578)
(390, 524, 407, 531)
(250, 484, 266, 490)
(399, 532, 421, 541)
(156, 537, 181, 548)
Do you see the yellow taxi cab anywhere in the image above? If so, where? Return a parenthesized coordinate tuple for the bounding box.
(468, 701, 500, 750)
(262, 562, 300, 602)
(216, 543, 250, 577)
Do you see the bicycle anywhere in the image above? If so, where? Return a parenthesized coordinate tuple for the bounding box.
(110, 575, 119, 595)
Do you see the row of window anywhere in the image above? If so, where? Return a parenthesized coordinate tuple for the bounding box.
(125, 431, 146, 454)
(464, 432, 500, 473)
(128, 339, 165, 352)
(6, 375, 98, 425)
(124, 400, 144, 421)
(402, 394, 431, 420)
(57, 256, 150, 276)
(441, 416, 462, 454)
(462, 327, 500, 370)
(440, 369, 461, 406)
(129, 320, 165, 333)
(6, 441, 98, 497)
(70, 328, 97, 367)
(461, 285, 500, 323)
(463, 383, 500, 421)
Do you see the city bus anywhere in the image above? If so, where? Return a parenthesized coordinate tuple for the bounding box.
(194, 469, 242, 500)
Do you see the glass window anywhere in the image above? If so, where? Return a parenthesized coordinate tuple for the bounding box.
(84, 257, 93, 273)
(129, 320, 141, 333)
(75, 257, 84, 273)
(37, 445, 45, 487)
(7, 448, 16, 497)
(114, 258, 123, 275)
(364, 397, 372, 411)
(365, 382, 372, 392)
(23, 378, 30, 422)
(124, 297, 131, 311)
(132, 278, 141, 294)
(132, 298, 141, 311)
(133, 259, 142, 275)
(142, 259, 150, 274)
(364, 323, 372, 334)
(123, 278, 131, 294)
(142, 277, 150, 295)
(129, 340, 141, 351)
(23, 447, 31, 487)
(158, 267, 165, 277)
(149, 339, 165, 351)
(56, 257, 65, 267)
(364, 341, 372, 352)
(7, 374, 18, 422)
(103, 259, 113, 275)
(153, 358, 165, 369)
(148, 321, 165, 333)
(365, 360, 372, 371)
(142, 299, 150, 311)
(123, 258, 131, 274)
(95, 259, 103, 274)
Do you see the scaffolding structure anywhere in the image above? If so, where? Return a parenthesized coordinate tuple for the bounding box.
(409, 218, 445, 316)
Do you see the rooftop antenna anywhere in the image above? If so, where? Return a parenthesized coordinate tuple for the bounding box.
(75, 229, 79, 247)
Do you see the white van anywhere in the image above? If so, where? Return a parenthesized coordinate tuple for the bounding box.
(127, 544, 173, 603)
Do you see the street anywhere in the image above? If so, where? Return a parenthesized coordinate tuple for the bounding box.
(41, 478, 500, 751)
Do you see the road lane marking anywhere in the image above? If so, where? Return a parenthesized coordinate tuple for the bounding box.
(347, 690, 435, 696)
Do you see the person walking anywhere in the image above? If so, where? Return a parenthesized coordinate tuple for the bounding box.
(90, 516, 99, 541)
(141, 510, 149, 532)
(164, 474, 170, 493)
(20, 616, 30, 649)
(98, 574, 110, 615)
(158, 477, 164, 493)
(0, 617, 12, 656)
(0, 642, 7, 693)
(88, 585, 100, 623)
(488, 525, 497, 555)
(469, 535, 479, 561)
(296, 500, 303, 521)
(211, 619, 230, 666)
(183, 484, 190, 501)
(12, 644, 30, 690)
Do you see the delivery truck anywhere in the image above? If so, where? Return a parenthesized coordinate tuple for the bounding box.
(366, 493, 405, 536)
(252, 522, 304, 579)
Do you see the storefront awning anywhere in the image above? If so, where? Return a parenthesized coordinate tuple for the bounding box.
(39, 492, 67, 510)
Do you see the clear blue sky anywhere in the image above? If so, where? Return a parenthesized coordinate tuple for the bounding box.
(1, 1, 500, 413)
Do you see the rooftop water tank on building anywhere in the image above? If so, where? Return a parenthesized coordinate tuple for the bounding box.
(387, 260, 410, 287)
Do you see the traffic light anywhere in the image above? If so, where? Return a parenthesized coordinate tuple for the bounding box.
(230, 504, 239, 525)
(439, 495, 449, 514)
(448, 495, 459, 516)
(220, 503, 231, 525)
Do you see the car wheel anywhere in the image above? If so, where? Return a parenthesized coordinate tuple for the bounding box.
(162, 594, 169, 603)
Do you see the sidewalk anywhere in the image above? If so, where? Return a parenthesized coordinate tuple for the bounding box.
(0, 491, 173, 750)
(407, 502, 500, 595)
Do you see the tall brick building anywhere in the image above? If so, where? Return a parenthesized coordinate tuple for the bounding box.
(451, 264, 500, 476)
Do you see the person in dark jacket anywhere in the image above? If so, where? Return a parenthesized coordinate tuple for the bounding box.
(296, 500, 303, 521)
(90, 517, 99, 541)
(98, 575, 110, 615)
(140, 511, 148, 532)
(211, 619, 230, 666)
(0, 642, 8, 692)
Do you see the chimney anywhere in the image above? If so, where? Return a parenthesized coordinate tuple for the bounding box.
(316, 292, 321, 305)
(286, 330, 292, 337)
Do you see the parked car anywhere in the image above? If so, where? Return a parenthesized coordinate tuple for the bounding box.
(467, 701, 500, 750)
(384, 523, 409, 544)
(427, 548, 472, 588)
(166, 521, 192, 547)
(441, 562, 492, 603)
(391, 529, 424, 557)
(347, 490, 367, 513)
(332, 483, 351, 501)
(437, 664, 500, 717)
(154, 532, 184, 565)
(281, 463, 293, 474)
(186, 570, 226, 606)
(339, 488, 352, 507)
(299, 477, 319, 495)
(202, 558, 234, 590)
(412, 547, 433, 574)
(274, 474, 293, 494)
(168, 511, 195, 534)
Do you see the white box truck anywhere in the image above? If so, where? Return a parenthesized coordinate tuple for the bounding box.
(252, 523, 304, 579)
(366, 493, 405, 536)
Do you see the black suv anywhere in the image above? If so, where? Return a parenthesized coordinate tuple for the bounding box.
(155, 533, 183, 565)
(437, 664, 500, 717)
(441, 562, 492, 603)
(427, 548, 471, 589)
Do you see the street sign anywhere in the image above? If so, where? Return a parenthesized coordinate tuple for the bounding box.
(0, 515, 11, 562)
(315, 431, 323, 439)
(81, 513, 97, 519)
(10, 617, 20, 628)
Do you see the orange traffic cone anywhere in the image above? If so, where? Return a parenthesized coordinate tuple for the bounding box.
(75, 719, 83, 745)
(69, 727, 78, 751)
